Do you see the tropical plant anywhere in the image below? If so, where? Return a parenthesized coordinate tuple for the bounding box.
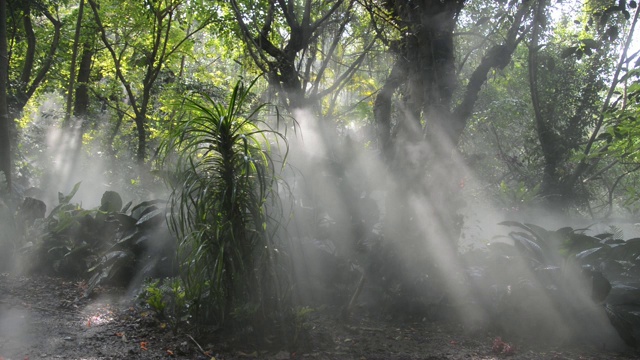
(139, 277, 190, 335)
(484, 221, 639, 347)
(85, 198, 176, 296)
(13, 181, 176, 294)
(19, 182, 99, 276)
(160, 78, 291, 336)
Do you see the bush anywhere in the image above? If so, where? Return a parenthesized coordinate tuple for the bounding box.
(160, 78, 292, 340)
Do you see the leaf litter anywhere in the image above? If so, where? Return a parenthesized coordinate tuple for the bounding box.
(0, 274, 639, 359)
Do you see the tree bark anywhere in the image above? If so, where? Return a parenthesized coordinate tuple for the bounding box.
(230, 0, 363, 112)
(374, 58, 405, 158)
(375, 0, 531, 153)
(73, 43, 93, 118)
(0, 0, 11, 191)
(9, 1, 62, 114)
(64, 0, 85, 126)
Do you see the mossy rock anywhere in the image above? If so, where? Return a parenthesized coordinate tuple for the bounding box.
(100, 191, 123, 213)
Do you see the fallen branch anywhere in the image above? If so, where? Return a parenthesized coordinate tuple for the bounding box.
(187, 334, 208, 357)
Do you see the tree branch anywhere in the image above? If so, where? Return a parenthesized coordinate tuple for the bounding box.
(25, 7, 62, 102)
(87, 0, 140, 118)
(451, 1, 531, 143)
(570, 5, 640, 185)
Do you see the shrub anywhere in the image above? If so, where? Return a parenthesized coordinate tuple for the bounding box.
(160, 79, 291, 339)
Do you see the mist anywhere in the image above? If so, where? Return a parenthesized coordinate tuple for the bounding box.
(0, 86, 634, 359)
(274, 105, 630, 351)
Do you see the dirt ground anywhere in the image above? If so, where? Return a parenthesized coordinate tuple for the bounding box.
(1, 274, 639, 360)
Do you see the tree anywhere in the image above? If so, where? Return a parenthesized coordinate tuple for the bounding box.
(369, 0, 533, 157)
(582, 2, 640, 215)
(0, 0, 10, 191)
(64, 0, 86, 126)
(360, 0, 536, 255)
(6, 0, 62, 119)
(230, 0, 375, 112)
(87, 0, 213, 167)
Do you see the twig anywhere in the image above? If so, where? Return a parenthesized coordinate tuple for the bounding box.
(342, 271, 366, 321)
(187, 334, 208, 357)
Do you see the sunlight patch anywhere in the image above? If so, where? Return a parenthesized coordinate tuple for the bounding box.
(82, 303, 115, 328)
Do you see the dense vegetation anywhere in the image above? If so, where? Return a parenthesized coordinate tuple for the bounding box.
(1, 0, 640, 352)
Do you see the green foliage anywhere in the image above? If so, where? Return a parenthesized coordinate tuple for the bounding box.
(160, 78, 291, 335)
(292, 306, 315, 350)
(100, 191, 123, 213)
(85, 198, 176, 296)
(488, 221, 639, 346)
(143, 279, 167, 314)
(20, 182, 100, 276)
(15, 183, 176, 295)
(139, 277, 190, 334)
(498, 180, 541, 209)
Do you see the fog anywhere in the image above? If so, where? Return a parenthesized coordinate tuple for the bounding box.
(0, 90, 634, 358)
(279, 107, 628, 349)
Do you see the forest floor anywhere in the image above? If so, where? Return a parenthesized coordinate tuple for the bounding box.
(0, 274, 639, 360)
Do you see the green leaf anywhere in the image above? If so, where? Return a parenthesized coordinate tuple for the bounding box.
(580, 38, 599, 49)
(130, 200, 165, 219)
(561, 46, 577, 59)
(575, 245, 610, 264)
(135, 208, 165, 227)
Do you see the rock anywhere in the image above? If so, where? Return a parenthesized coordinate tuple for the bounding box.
(100, 191, 123, 213)
(16, 197, 46, 232)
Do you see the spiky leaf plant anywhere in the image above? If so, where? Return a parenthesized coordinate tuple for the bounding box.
(160, 79, 290, 335)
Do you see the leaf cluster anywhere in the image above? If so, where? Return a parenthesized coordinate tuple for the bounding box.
(485, 221, 640, 346)
(16, 182, 176, 297)
(160, 78, 291, 336)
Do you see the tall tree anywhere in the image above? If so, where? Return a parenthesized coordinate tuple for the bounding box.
(6, 0, 62, 118)
(0, 0, 10, 191)
(87, 0, 213, 166)
(64, 0, 86, 126)
(361, 0, 536, 254)
(525, 0, 610, 208)
(370, 0, 533, 156)
(230, 0, 375, 112)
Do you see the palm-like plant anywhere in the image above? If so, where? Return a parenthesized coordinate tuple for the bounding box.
(160, 79, 290, 330)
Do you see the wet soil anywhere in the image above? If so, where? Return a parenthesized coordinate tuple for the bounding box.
(0, 274, 638, 360)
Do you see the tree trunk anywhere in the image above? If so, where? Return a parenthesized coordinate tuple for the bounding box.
(64, 0, 85, 126)
(528, 0, 570, 208)
(73, 43, 93, 119)
(373, 0, 532, 252)
(0, 0, 10, 191)
(8, 1, 61, 115)
(135, 114, 146, 165)
(374, 58, 405, 158)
